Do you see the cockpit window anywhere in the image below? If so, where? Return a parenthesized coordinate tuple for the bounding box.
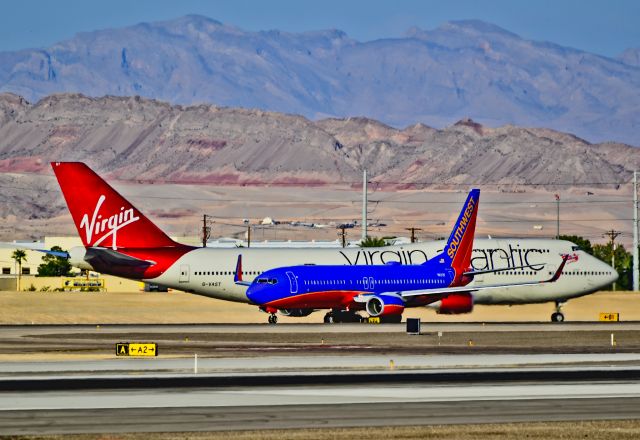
(257, 278, 278, 285)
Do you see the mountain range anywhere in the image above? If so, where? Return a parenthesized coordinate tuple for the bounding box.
(0, 92, 637, 190)
(0, 15, 638, 145)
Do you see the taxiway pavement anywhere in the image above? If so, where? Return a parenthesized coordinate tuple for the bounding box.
(1, 322, 638, 434)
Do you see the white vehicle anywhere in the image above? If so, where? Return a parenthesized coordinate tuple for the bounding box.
(51, 162, 617, 323)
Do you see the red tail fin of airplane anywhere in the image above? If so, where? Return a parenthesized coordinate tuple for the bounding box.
(438, 189, 480, 278)
(51, 162, 178, 249)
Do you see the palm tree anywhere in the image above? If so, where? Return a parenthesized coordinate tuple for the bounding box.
(11, 249, 27, 291)
(359, 236, 387, 247)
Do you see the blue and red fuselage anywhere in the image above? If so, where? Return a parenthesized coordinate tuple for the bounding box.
(245, 259, 462, 313)
(244, 188, 480, 316)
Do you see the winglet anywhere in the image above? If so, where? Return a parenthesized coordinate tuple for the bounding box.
(548, 254, 570, 283)
(234, 254, 252, 286)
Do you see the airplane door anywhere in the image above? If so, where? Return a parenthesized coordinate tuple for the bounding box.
(369, 277, 375, 290)
(179, 264, 190, 283)
(363, 277, 369, 290)
(286, 271, 298, 294)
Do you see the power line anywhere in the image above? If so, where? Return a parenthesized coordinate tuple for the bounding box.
(0, 170, 633, 187)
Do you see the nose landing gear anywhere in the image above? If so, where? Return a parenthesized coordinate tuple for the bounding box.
(551, 301, 565, 322)
(268, 314, 278, 324)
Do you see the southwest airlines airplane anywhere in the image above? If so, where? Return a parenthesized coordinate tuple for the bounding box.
(236, 189, 569, 323)
(51, 162, 617, 323)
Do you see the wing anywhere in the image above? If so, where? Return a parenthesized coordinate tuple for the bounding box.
(401, 254, 569, 299)
(463, 263, 546, 277)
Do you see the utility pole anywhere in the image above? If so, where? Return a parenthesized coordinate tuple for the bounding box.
(555, 194, 560, 239)
(604, 229, 621, 291)
(202, 214, 211, 248)
(338, 226, 347, 248)
(247, 223, 251, 248)
(634, 171, 639, 291)
(405, 227, 422, 243)
(362, 169, 367, 241)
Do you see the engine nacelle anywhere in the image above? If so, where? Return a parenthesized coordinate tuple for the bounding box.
(365, 294, 405, 317)
(428, 293, 474, 314)
(279, 308, 314, 317)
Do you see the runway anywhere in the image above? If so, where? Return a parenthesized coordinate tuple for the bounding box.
(2, 353, 640, 379)
(1, 382, 640, 434)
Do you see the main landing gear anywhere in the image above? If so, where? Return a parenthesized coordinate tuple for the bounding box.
(551, 301, 565, 322)
(322, 310, 403, 324)
(323, 309, 363, 323)
(267, 314, 278, 324)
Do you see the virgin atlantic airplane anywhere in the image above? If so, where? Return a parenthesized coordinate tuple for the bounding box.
(50, 162, 617, 323)
(235, 190, 568, 323)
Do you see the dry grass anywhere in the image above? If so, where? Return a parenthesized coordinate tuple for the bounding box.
(3, 420, 640, 439)
(0, 290, 638, 325)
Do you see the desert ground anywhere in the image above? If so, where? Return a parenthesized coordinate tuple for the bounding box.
(7, 421, 640, 440)
(1, 176, 635, 248)
(0, 290, 636, 325)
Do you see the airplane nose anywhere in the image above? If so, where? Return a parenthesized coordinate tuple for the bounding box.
(245, 286, 257, 303)
(597, 257, 618, 286)
(609, 267, 619, 285)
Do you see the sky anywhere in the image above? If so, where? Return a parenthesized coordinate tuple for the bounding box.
(0, 0, 638, 57)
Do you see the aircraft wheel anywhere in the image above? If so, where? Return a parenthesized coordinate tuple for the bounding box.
(323, 313, 334, 324)
(268, 314, 278, 324)
(551, 312, 565, 322)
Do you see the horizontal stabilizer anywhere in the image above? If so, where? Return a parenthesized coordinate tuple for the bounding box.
(83, 247, 155, 279)
(0, 242, 70, 258)
(84, 247, 155, 268)
(34, 249, 71, 258)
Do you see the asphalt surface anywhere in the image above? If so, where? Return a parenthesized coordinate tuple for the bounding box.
(1, 385, 639, 434)
(2, 353, 640, 379)
(0, 322, 638, 434)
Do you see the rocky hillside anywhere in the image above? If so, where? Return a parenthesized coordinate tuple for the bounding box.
(0, 16, 639, 145)
(0, 92, 638, 190)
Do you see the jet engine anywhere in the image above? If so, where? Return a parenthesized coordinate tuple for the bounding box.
(279, 308, 314, 317)
(428, 293, 473, 314)
(365, 294, 405, 317)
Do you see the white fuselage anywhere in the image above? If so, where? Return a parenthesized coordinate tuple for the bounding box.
(147, 239, 617, 306)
